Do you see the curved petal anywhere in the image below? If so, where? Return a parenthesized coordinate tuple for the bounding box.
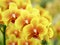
(22, 24, 48, 40)
(15, 10, 34, 30)
(2, 8, 21, 25)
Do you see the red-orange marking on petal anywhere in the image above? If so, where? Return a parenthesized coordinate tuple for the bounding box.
(8, 41, 18, 45)
(8, 12, 20, 23)
(0, 14, 2, 20)
(21, 41, 31, 45)
(12, 30, 20, 38)
(28, 26, 43, 39)
(22, 17, 31, 27)
(56, 26, 60, 34)
(5, 0, 13, 9)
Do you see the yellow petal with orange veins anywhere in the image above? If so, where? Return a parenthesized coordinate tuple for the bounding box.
(19, 38, 41, 45)
(2, 9, 21, 25)
(22, 24, 48, 40)
(15, 15, 32, 30)
(6, 24, 16, 36)
(6, 37, 18, 45)
(19, 39, 32, 45)
(31, 17, 50, 26)
(15, 10, 34, 30)
(6, 24, 22, 38)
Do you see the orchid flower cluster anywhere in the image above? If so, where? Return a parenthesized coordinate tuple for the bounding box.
(0, 0, 54, 45)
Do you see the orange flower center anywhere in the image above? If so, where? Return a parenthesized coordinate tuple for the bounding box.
(9, 41, 18, 45)
(9, 12, 19, 23)
(12, 30, 20, 38)
(22, 18, 31, 26)
(22, 41, 31, 45)
(28, 26, 43, 39)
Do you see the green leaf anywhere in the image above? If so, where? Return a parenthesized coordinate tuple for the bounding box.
(0, 24, 6, 45)
(0, 31, 3, 45)
(0, 24, 6, 33)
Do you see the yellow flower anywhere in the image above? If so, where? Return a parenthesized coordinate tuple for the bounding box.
(22, 23, 48, 40)
(39, 8, 52, 22)
(19, 38, 41, 45)
(44, 27, 54, 40)
(48, 27, 54, 38)
(31, 17, 50, 26)
(26, 3, 40, 17)
(15, 9, 39, 30)
(2, 3, 21, 25)
(35, 6, 52, 22)
(6, 24, 22, 38)
(6, 36, 18, 45)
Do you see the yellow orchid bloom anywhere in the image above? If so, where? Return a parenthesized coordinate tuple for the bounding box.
(12, 0, 31, 9)
(0, 0, 15, 10)
(6, 24, 22, 39)
(6, 36, 18, 45)
(48, 27, 54, 38)
(0, 0, 31, 10)
(22, 23, 48, 40)
(45, 27, 54, 40)
(15, 9, 39, 30)
(31, 17, 50, 26)
(18, 38, 41, 45)
(2, 3, 21, 25)
(0, 0, 53, 45)
(35, 5, 52, 22)
(35, 6, 49, 16)
(26, 3, 40, 17)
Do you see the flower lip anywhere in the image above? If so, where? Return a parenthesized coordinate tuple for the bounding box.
(28, 26, 43, 39)
(9, 12, 19, 23)
(12, 30, 20, 38)
(8, 41, 18, 45)
(22, 40, 31, 45)
(25, 19, 29, 24)
(22, 17, 31, 27)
